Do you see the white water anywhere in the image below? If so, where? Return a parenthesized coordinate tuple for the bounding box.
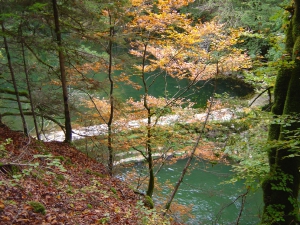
(41, 108, 241, 142)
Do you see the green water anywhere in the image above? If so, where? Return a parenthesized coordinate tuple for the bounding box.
(100, 71, 254, 108)
(128, 159, 262, 225)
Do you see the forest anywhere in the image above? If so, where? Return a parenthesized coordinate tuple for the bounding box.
(0, 0, 300, 224)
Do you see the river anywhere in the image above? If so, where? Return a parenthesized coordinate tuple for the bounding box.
(112, 73, 254, 108)
(122, 158, 262, 225)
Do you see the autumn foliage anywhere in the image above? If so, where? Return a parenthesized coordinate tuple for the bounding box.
(0, 0, 255, 223)
(127, 0, 251, 81)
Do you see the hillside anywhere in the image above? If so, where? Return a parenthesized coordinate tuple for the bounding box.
(0, 124, 164, 225)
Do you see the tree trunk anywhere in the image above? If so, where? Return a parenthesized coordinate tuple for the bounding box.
(261, 1, 300, 224)
(52, 0, 72, 143)
(146, 115, 155, 198)
(20, 32, 40, 140)
(139, 43, 155, 198)
(1, 21, 28, 135)
(107, 14, 114, 176)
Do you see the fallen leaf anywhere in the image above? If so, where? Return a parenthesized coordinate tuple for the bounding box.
(0, 200, 5, 210)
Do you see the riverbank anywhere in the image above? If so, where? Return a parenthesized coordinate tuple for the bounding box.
(111, 94, 268, 166)
(40, 106, 245, 166)
(114, 141, 227, 166)
(41, 107, 241, 142)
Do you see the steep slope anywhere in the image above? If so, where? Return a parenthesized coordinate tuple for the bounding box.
(0, 124, 149, 225)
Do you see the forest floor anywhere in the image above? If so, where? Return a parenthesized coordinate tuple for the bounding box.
(0, 124, 174, 225)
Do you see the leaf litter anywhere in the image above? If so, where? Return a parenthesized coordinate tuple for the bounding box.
(0, 124, 147, 225)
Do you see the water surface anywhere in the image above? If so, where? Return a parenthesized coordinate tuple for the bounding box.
(129, 158, 262, 225)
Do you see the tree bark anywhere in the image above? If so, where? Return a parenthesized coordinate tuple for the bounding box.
(262, 1, 300, 224)
(52, 0, 72, 143)
(146, 120, 155, 198)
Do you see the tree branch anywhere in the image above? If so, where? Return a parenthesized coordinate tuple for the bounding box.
(248, 86, 273, 107)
